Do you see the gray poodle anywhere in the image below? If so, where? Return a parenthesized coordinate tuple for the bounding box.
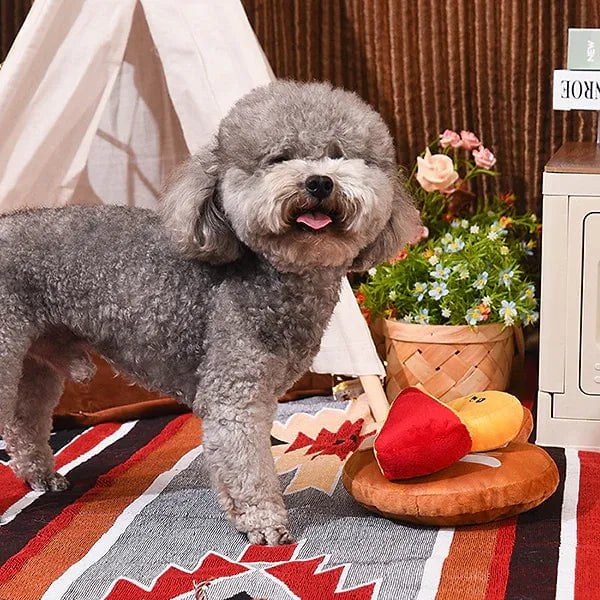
(0, 80, 419, 545)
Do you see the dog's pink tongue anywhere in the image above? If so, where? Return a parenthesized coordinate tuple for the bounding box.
(296, 212, 332, 230)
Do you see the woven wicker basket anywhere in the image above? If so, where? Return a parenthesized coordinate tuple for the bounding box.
(378, 319, 521, 403)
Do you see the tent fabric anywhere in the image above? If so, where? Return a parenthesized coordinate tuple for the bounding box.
(0, 0, 385, 378)
(311, 278, 385, 377)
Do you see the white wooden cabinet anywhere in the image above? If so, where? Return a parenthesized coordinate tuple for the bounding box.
(537, 142, 600, 448)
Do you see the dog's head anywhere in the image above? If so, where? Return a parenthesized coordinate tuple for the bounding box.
(161, 80, 420, 273)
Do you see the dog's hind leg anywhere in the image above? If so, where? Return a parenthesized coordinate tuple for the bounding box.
(29, 332, 96, 384)
(2, 355, 69, 492)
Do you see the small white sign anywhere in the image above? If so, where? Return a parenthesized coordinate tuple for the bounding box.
(553, 69, 600, 110)
(568, 29, 600, 70)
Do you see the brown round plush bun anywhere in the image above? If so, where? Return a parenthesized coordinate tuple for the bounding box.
(513, 406, 534, 444)
(342, 442, 558, 526)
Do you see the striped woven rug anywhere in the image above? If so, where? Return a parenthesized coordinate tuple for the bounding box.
(0, 392, 595, 599)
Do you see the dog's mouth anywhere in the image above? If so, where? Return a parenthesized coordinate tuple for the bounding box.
(294, 211, 335, 232)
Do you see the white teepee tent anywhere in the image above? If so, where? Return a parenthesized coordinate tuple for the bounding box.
(0, 0, 389, 420)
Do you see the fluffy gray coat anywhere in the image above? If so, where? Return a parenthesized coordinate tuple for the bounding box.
(0, 80, 419, 544)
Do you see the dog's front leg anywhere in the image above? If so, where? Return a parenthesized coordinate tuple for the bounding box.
(196, 388, 291, 545)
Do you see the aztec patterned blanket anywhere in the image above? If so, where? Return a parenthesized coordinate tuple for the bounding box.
(0, 395, 595, 600)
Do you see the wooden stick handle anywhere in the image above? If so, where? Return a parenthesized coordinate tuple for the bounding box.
(359, 375, 389, 424)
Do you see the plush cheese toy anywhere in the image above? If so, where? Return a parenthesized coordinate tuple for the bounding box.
(343, 388, 559, 526)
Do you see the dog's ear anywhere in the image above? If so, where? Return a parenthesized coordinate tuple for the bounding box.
(350, 177, 421, 271)
(160, 146, 243, 264)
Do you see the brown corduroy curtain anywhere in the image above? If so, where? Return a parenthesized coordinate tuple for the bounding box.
(242, 0, 600, 214)
(2, 1, 599, 213)
(0, 0, 33, 61)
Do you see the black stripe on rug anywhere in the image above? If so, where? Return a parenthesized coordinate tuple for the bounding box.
(504, 446, 566, 600)
(0, 415, 174, 566)
(270, 435, 286, 446)
(0, 426, 87, 465)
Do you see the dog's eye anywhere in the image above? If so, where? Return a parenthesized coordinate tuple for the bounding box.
(266, 153, 290, 165)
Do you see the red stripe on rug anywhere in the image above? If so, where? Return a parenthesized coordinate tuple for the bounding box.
(0, 414, 191, 587)
(266, 558, 376, 600)
(240, 542, 298, 563)
(106, 554, 249, 600)
(575, 450, 600, 600)
(0, 475, 31, 515)
(0, 423, 121, 515)
(483, 518, 517, 600)
(54, 423, 122, 470)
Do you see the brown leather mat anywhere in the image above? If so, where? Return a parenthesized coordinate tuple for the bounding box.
(54, 354, 333, 428)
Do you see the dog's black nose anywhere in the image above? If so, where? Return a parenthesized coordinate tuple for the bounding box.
(305, 175, 334, 200)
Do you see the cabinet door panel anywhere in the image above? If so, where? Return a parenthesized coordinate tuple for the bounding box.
(581, 211, 600, 395)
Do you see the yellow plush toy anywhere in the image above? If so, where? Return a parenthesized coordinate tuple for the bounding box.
(447, 391, 525, 452)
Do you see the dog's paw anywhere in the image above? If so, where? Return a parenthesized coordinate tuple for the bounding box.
(246, 525, 294, 546)
(233, 502, 293, 546)
(29, 472, 70, 492)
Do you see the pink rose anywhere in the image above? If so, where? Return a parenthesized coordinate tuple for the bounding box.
(460, 130, 481, 151)
(416, 148, 459, 192)
(473, 146, 497, 169)
(439, 129, 461, 149)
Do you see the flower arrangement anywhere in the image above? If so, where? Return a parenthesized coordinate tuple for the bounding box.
(357, 129, 540, 329)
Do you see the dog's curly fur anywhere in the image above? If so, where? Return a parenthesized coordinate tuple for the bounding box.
(0, 80, 419, 544)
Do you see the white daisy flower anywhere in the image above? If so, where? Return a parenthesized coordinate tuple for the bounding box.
(465, 306, 484, 326)
(414, 308, 430, 325)
(522, 310, 539, 326)
(472, 271, 488, 290)
(430, 264, 451, 280)
(498, 268, 514, 287)
(412, 282, 428, 302)
(499, 300, 518, 326)
(443, 237, 465, 253)
(428, 282, 449, 300)
(520, 284, 536, 301)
